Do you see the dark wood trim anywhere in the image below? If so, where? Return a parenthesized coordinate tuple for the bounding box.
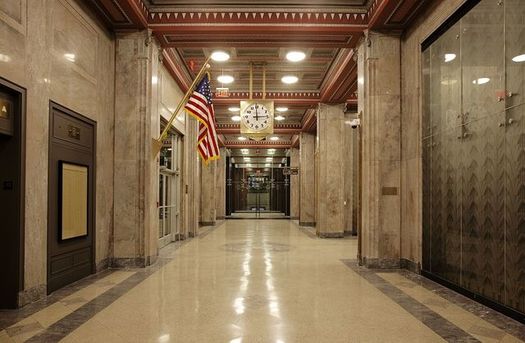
(421, 0, 482, 51)
(48, 101, 97, 293)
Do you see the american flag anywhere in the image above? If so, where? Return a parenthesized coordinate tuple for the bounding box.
(184, 74, 220, 163)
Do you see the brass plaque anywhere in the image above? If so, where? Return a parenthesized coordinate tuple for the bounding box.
(382, 187, 398, 196)
(60, 162, 88, 240)
(67, 125, 80, 140)
(0, 98, 10, 119)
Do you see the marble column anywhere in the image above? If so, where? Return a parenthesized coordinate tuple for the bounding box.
(316, 103, 346, 238)
(358, 31, 402, 268)
(200, 159, 217, 226)
(215, 148, 227, 220)
(299, 133, 316, 226)
(289, 148, 300, 220)
(113, 31, 160, 267)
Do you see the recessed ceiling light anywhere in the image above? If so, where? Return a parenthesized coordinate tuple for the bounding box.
(266, 157, 272, 161)
(276, 107, 288, 112)
(286, 51, 306, 62)
(229, 107, 240, 112)
(244, 157, 251, 161)
(444, 53, 456, 63)
(441, 79, 458, 86)
(270, 136, 279, 141)
(238, 136, 247, 141)
(217, 75, 234, 84)
(241, 149, 249, 154)
(0, 54, 11, 63)
(265, 163, 271, 167)
(210, 51, 230, 62)
(472, 77, 490, 85)
(64, 53, 76, 62)
(512, 54, 525, 63)
(231, 115, 241, 122)
(281, 75, 298, 84)
(275, 115, 285, 121)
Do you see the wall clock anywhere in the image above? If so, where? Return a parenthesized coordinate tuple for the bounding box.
(239, 100, 274, 140)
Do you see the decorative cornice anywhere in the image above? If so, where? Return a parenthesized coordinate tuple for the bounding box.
(147, 11, 368, 26)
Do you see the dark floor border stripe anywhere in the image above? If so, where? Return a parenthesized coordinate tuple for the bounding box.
(341, 259, 480, 343)
(0, 269, 117, 330)
(397, 270, 525, 340)
(11, 223, 220, 343)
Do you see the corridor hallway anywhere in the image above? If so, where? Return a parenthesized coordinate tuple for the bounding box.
(1, 220, 524, 343)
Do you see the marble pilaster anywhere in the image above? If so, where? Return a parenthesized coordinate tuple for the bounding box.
(113, 31, 159, 267)
(299, 133, 316, 226)
(316, 103, 346, 238)
(358, 31, 402, 268)
(200, 159, 217, 225)
(215, 148, 227, 220)
(344, 113, 359, 236)
(289, 148, 300, 220)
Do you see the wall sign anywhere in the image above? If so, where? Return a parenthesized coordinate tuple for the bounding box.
(0, 96, 13, 136)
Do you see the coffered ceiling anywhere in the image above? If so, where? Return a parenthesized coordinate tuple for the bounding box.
(89, 0, 431, 148)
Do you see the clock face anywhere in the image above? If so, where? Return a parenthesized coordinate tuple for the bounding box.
(242, 103, 271, 132)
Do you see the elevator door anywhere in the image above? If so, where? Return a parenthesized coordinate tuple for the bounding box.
(0, 79, 25, 309)
(47, 102, 96, 293)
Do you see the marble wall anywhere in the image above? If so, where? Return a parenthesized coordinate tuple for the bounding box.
(400, 0, 466, 267)
(316, 104, 346, 238)
(0, 0, 115, 303)
(289, 148, 300, 219)
(299, 133, 316, 226)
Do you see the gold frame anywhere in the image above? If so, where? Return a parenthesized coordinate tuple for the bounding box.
(240, 100, 274, 140)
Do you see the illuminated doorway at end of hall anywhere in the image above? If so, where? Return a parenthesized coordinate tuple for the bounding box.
(226, 148, 290, 219)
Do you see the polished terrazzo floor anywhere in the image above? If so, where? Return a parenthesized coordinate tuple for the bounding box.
(1, 220, 524, 342)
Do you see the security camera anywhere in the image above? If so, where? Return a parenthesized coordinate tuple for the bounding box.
(349, 118, 361, 129)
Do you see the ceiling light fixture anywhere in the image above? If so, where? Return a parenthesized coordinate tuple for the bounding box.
(210, 51, 230, 62)
(238, 136, 247, 141)
(444, 53, 456, 63)
(472, 77, 490, 85)
(228, 106, 240, 112)
(231, 115, 241, 122)
(512, 54, 525, 63)
(270, 136, 279, 141)
(275, 115, 285, 121)
(64, 53, 76, 62)
(0, 54, 11, 63)
(241, 149, 249, 154)
(286, 51, 306, 62)
(281, 75, 298, 84)
(276, 107, 288, 112)
(217, 75, 234, 84)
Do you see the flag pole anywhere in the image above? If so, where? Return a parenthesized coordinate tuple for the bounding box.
(152, 56, 212, 158)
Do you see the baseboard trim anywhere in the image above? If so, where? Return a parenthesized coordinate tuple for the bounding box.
(318, 232, 344, 238)
(18, 284, 46, 307)
(299, 221, 315, 227)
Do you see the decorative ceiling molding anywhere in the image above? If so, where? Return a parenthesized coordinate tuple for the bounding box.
(147, 10, 368, 26)
(319, 48, 357, 103)
(161, 49, 192, 91)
